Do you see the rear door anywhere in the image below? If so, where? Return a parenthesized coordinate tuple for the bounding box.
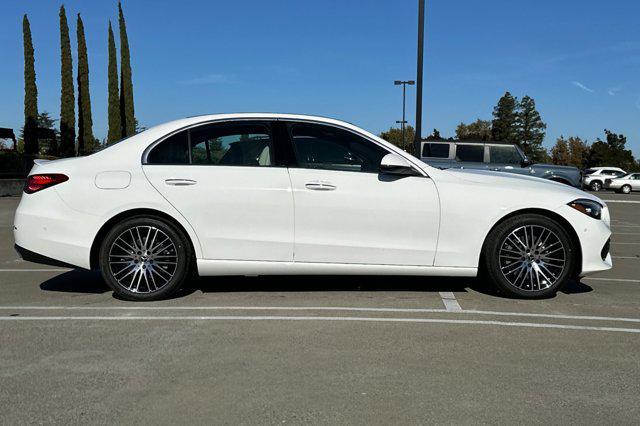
(142, 120, 294, 261)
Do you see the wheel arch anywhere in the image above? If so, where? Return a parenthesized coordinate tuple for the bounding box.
(480, 208, 582, 277)
(90, 208, 198, 270)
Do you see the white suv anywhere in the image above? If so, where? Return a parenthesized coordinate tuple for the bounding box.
(583, 167, 627, 191)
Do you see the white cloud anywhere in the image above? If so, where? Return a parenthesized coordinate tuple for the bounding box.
(178, 74, 231, 85)
(572, 81, 595, 93)
(607, 86, 622, 96)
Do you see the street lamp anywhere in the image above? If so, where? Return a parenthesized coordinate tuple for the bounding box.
(394, 80, 415, 149)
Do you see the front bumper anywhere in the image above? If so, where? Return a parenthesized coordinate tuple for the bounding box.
(557, 204, 613, 276)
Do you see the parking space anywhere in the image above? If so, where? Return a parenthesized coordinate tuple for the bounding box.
(1, 195, 639, 423)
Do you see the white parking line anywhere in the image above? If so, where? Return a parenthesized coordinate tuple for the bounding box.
(611, 242, 640, 245)
(438, 292, 463, 312)
(612, 256, 640, 259)
(0, 268, 71, 272)
(583, 277, 640, 283)
(0, 315, 639, 333)
(602, 200, 640, 204)
(613, 233, 640, 236)
(1, 306, 638, 323)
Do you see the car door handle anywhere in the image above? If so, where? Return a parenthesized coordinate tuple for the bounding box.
(165, 179, 197, 186)
(305, 181, 336, 191)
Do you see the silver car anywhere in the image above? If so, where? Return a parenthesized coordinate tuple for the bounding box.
(605, 173, 640, 193)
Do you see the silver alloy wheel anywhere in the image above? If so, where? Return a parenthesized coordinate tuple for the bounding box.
(622, 185, 631, 194)
(591, 181, 602, 191)
(498, 225, 566, 292)
(108, 225, 178, 293)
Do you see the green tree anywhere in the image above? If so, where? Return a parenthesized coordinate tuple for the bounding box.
(118, 2, 136, 137)
(491, 92, 519, 144)
(76, 14, 95, 155)
(456, 119, 492, 141)
(516, 96, 547, 162)
(587, 130, 637, 171)
(424, 128, 442, 141)
(379, 125, 415, 151)
(550, 136, 570, 165)
(19, 112, 59, 156)
(22, 14, 39, 159)
(567, 136, 589, 169)
(107, 20, 121, 143)
(59, 5, 75, 157)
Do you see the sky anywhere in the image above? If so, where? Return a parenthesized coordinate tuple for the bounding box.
(1, 0, 639, 156)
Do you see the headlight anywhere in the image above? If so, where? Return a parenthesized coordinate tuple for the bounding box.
(568, 199, 602, 220)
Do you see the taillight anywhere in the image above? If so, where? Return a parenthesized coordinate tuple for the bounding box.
(24, 174, 69, 194)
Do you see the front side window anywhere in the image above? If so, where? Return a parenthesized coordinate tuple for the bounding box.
(190, 123, 273, 166)
(289, 123, 388, 173)
(422, 143, 450, 158)
(455, 144, 484, 162)
(488, 145, 521, 164)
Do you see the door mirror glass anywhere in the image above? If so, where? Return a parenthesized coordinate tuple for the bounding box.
(380, 154, 419, 176)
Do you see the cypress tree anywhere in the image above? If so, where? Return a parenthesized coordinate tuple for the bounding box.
(76, 13, 94, 155)
(59, 5, 76, 157)
(516, 96, 547, 162)
(22, 15, 39, 159)
(491, 92, 518, 144)
(118, 2, 136, 137)
(107, 20, 121, 143)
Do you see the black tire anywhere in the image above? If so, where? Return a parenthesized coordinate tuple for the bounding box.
(483, 214, 576, 299)
(590, 180, 602, 191)
(99, 216, 192, 301)
(621, 184, 632, 194)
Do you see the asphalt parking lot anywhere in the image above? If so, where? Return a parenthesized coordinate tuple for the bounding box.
(1, 193, 639, 424)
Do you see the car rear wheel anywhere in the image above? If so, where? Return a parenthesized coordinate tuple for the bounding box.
(621, 184, 632, 194)
(99, 216, 192, 301)
(590, 181, 602, 191)
(483, 214, 576, 298)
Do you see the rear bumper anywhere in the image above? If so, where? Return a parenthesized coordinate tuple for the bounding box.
(13, 189, 101, 269)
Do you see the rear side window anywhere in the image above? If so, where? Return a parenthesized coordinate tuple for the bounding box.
(584, 169, 596, 175)
(190, 123, 273, 166)
(146, 122, 273, 166)
(488, 145, 521, 164)
(422, 143, 450, 158)
(455, 144, 484, 162)
(146, 131, 189, 164)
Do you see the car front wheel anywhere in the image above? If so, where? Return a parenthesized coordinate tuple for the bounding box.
(484, 214, 576, 298)
(99, 216, 192, 301)
(621, 184, 632, 194)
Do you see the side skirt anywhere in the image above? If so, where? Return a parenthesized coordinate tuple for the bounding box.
(196, 259, 477, 277)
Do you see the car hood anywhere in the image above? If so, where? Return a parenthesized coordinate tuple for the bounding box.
(436, 167, 604, 205)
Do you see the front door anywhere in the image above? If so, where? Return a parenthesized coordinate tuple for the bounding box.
(284, 121, 440, 266)
(142, 120, 294, 262)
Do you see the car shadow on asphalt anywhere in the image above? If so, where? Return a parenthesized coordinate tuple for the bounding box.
(38, 269, 593, 301)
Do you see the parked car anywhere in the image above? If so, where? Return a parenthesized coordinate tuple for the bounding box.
(605, 172, 640, 193)
(14, 114, 612, 301)
(420, 140, 582, 187)
(582, 167, 627, 191)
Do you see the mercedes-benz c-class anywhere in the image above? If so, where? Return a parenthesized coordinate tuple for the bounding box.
(14, 114, 612, 300)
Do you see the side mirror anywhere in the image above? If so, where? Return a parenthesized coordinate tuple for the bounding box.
(380, 153, 420, 176)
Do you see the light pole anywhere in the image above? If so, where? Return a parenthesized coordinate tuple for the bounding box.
(414, 0, 426, 157)
(394, 80, 414, 149)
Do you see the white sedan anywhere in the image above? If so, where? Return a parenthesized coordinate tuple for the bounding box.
(605, 173, 640, 194)
(14, 114, 612, 300)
